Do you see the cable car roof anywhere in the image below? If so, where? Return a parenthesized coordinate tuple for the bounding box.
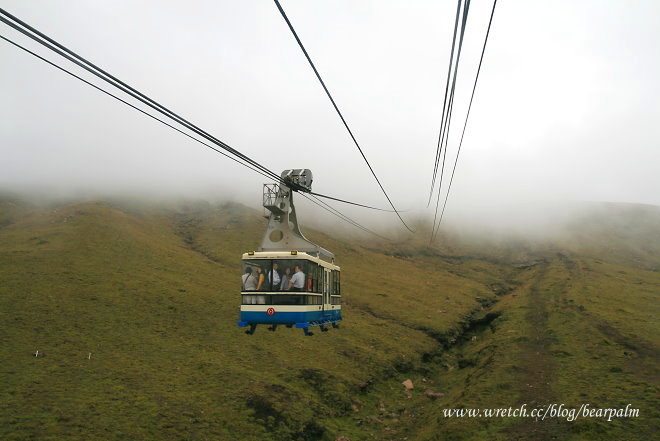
(241, 251, 340, 270)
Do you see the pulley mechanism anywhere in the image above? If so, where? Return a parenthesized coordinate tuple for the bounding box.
(260, 169, 334, 260)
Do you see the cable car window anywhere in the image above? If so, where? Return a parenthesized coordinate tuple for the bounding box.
(306, 295, 322, 305)
(243, 259, 327, 293)
(277, 259, 309, 292)
(274, 260, 292, 291)
(321, 269, 327, 294)
(241, 294, 323, 305)
(242, 294, 267, 305)
(242, 260, 273, 291)
(267, 260, 283, 291)
(316, 264, 324, 292)
(332, 270, 340, 295)
(271, 295, 304, 305)
(310, 263, 320, 292)
(273, 260, 292, 291)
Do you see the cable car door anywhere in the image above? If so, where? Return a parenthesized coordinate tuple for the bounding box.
(323, 268, 330, 312)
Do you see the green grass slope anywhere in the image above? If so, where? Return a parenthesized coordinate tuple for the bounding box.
(0, 197, 658, 441)
(0, 199, 500, 441)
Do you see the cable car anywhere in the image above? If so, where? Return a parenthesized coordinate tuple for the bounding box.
(237, 169, 342, 336)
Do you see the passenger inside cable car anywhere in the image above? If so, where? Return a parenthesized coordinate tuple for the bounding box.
(268, 262, 281, 290)
(280, 266, 291, 290)
(289, 264, 305, 291)
(242, 267, 257, 291)
(240, 258, 339, 305)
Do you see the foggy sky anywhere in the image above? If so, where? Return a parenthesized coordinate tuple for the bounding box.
(1, 0, 659, 231)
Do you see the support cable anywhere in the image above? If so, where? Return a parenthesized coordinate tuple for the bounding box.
(0, 9, 281, 184)
(0, 8, 397, 215)
(303, 194, 389, 240)
(309, 191, 402, 212)
(0, 34, 277, 184)
(0, 26, 396, 242)
(272, 0, 414, 233)
(433, 0, 498, 241)
(430, 0, 471, 242)
(428, 0, 463, 206)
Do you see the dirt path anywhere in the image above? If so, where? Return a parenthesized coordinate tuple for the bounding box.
(506, 259, 572, 440)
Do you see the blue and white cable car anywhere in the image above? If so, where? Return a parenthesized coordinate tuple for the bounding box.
(237, 170, 342, 336)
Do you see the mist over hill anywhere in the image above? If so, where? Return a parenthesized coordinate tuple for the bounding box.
(0, 193, 658, 441)
(2, 0, 659, 439)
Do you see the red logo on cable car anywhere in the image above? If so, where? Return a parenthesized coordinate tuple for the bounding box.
(266, 308, 276, 316)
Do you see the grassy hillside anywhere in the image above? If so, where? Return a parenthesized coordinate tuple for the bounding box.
(0, 197, 658, 440)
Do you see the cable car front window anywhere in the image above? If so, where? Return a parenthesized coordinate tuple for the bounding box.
(275, 259, 313, 292)
(242, 294, 267, 305)
(242, 260, 273, 292)
(289, 259, 306, 292)
(242, 259, 324, 293)
(276, 261, 293, 291)
(271, 295, 304, 305)
(240, 294, 323, 305)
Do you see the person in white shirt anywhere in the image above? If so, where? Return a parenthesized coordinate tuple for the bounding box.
(242, 267, 257, 291)
(268, 262, 281, 290)
(288, 265, 306, 291)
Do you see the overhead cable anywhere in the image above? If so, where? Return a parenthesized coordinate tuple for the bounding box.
(303, 194, 389, 240)
(0, 34, 278, 184)
(433, 0, 498, 241)
(428, 0, 464, 206)
(0, 8, 395, 217)
(309, 191, 402, 212)
(0, 9, 282, 183)
(272, 0, 414, 233)
(430, 0, 471, 242)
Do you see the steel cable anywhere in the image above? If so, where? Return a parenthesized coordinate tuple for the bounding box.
(272, 0, 414, 233)
(433, 0, 498, 241)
